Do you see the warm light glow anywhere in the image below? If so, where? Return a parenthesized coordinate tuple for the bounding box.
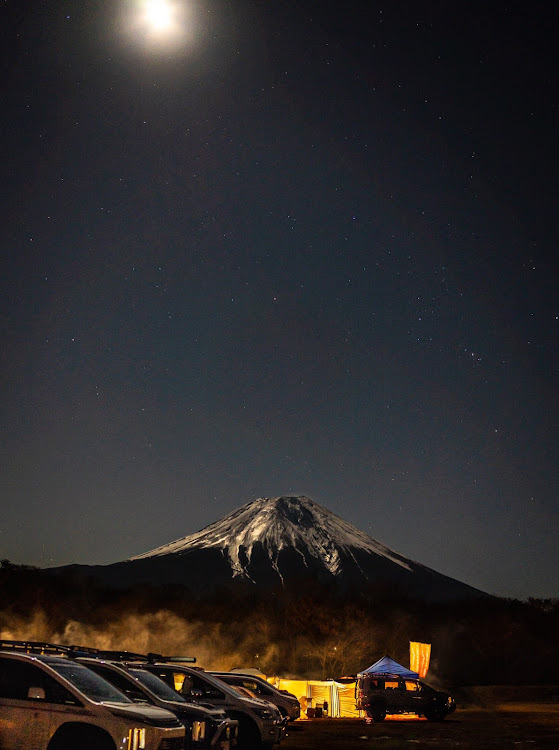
(144, 0, 174, 33)
(387, 714, 426, 721)
(120, 0, 192, 53)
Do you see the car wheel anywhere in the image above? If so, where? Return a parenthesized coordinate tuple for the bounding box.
(48, 725, 116, 750)
(369, 703, 386, 722)
(237, 717, 262, 749)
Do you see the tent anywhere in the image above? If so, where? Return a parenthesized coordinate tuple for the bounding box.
(357, 655, 419, 679)
(269, 655, 419, 719)
(272, 679, 362, 718)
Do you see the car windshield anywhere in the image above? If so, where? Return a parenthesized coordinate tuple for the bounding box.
(48, 661, 133, 704)
(419, 682, 436, 693)
(193, 671, 251, 700)
(159, 667, 249, 702)
(129, 668, 187, 703)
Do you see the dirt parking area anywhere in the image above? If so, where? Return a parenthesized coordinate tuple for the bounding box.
(282, 705, 559, 749)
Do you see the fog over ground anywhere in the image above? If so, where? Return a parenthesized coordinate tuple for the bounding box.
(0, 609, 259, 671)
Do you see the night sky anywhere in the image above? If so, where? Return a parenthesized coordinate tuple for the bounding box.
(1, 0, 557, 600)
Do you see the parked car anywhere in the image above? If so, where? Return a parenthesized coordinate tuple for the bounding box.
(74, 654, 238, 750)
(139, 658, 284, 749)
(0, 641, 185, 750)
(355, 673, 456, 722)
(210, 672, 300, 721)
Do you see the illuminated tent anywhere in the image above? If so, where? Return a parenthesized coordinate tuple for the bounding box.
(357, 655, 419, 679)
(273, 679, 361, 718)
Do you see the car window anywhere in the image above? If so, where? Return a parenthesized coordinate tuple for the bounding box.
(148, 668, 228, 701)
(171, 671, 186, 693)
(419, 682, 435, 693)
(405, 681, 421, 692)
(146, 668, 179, 692)
(239, 679, 258, 691)
(244, 679, 272, 695)
(384, 680, 399, 690)
(148, 669, 196, 698)
(189, 674, 224, 699)
(49, 661, 132, 704)
(128, 668, 187, 703)
(85, 664, 150, 703)
(0, 660, 81, 706)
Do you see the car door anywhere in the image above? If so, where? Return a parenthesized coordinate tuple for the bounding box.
(404, 680, 425, 712)
(0, 658, 77, 750)
(383, 679, 408, 712)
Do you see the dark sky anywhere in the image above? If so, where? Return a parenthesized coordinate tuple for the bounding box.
(1, 0, 557, 600)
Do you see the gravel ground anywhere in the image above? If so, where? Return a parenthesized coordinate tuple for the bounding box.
(281, 706, 559, 749)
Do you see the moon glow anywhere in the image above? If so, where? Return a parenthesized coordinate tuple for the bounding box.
(143, 0, 174, 33)
(122, 0, 189, 51)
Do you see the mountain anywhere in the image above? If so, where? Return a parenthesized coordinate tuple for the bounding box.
(53, 496, 488, 602)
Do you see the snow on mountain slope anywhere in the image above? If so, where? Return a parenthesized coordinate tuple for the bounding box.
(130, 495, 414, 579)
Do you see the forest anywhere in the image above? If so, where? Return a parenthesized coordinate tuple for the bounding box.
(1, 560, 558, 688)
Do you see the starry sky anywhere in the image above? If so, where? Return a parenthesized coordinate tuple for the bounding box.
(1, 0, 557, 600)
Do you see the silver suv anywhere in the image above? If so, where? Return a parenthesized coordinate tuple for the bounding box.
(0, 646, 185, 750)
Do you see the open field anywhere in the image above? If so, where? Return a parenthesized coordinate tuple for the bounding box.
(282, 705, 559, 749)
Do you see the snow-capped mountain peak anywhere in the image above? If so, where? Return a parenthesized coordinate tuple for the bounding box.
(54, 494, 487, 601)
(130, 495, 413, 579)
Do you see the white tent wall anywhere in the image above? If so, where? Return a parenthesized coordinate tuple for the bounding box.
(337, 683, 361, 718)
(274, 678, 362, 718)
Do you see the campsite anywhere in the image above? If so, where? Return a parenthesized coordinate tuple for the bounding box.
(2, 565, 558, 749)
(281, 657, 559, 748)
(266, 656, 559, 748)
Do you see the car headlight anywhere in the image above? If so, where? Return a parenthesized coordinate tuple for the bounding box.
(191, 720, 206, 742)
(128, 728, 146, 750)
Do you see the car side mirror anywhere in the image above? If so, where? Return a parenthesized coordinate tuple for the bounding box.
(28, 687, 46, 700)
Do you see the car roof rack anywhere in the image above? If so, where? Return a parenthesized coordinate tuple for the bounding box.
(148, 654, 197, 664)
(0, 640, 197, 665)
(0, 640, 71, 656)
(67, 647, 196, 665)
(68, 646, 151, 661)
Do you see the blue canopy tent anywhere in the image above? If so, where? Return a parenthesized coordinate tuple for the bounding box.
(357, 655, 419, 679)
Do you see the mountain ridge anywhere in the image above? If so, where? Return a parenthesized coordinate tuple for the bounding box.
(50, 495, 490, 602)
